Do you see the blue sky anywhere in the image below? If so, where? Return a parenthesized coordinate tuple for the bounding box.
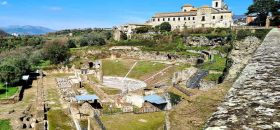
(0, 0, 253, 30)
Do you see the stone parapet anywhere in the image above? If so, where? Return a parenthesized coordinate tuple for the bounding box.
(205, 28, 280, 129)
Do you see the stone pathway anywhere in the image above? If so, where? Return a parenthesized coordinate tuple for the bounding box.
(205, 28, 280, 129)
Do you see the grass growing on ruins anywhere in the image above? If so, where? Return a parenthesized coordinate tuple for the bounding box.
(100, 87, 121, 95)
(204, 73, 223, 82)
(0, 83, 18, 99)
(102, 59, 131, 77)
(45, 76, 74, 130)
(101, 112, 165, 130)
(201, 54, 227, 71)
(83, 83, 96, 94)
(51, 73, 74, 78)
(48, 109, 73, 130)
(102, 59, 167, 80)
(128, 61, 166, 79)
(0, 120, 12, 130)
(168, 82, 232, 130)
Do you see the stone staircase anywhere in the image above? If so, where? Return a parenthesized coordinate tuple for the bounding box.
(205, 28, 280, 130)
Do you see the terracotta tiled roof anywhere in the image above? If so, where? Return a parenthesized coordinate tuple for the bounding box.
(182, 4, 193, 7)
(153, 12, 197, 18)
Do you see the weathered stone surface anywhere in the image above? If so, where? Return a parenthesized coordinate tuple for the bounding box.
(205, 28, 280, 130)
(186, 36, 227, 46)
(226, 36, 261, 81)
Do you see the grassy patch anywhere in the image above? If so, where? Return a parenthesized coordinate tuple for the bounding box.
(200, 55, 227, 71)
(102, 60, 167, 80)
(88, 74, 100, 83)
(83, 83, 96, 94)
(204, 74, 223, 82)
(48, 110, 73, 130)
(101, 112, 165, 130)
(102, 60, 130, 77)
(0, 83, 18, 99)
(128, 61, 166, 79)
(51, 73, 74, 78)
(0, 120, 12, 130)
(100, 87, 122, 95)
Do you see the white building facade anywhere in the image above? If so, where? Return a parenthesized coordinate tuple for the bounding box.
(146, 0, 233, 30)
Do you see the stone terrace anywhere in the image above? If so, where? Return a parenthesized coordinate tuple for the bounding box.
(205, 28, 280, 130)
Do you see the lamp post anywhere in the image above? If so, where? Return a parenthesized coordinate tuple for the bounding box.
(5, 82, 8, 98)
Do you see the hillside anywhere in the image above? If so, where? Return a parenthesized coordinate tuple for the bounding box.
(0, 29, 10, 37)
(1, 25, 55, 35)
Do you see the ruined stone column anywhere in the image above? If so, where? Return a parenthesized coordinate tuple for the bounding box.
(96, 60, 103, 84)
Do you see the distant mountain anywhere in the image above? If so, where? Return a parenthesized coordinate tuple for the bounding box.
(233, 15, 246, 21)
(0, 29, 10, 37)
(1, 25, 55, 35)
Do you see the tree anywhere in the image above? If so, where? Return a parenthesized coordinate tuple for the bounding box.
(43, 40, 70, 64)
(79, 38, 89, 47)
(158, 22, 172, 32)
(0, 57, 31, 84)
(67, 39, 77, 48)
(135, 26, 152, 34)
(246, 0, 280, 26)
(79, 35, 106, 46)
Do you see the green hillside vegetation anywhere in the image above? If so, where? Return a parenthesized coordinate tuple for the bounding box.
(0, 120, 12, 130)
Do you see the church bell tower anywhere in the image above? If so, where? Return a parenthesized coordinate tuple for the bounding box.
(212, 0, 224, 9)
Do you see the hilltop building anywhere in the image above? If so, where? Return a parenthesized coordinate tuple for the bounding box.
(114, 0, 233, 41)
(147, 0, 233, 30)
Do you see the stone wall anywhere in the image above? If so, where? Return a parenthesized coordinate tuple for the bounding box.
(226, 36, 261, 81)
(112, 51, 197, 65)
(205, 28, 280, 129)
(186, 36, 227, 46)
(172, 67, 198, 85)
(84, 48, 199, 65)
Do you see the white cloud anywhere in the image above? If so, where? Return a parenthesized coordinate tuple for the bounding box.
(1, 1, 7, 6)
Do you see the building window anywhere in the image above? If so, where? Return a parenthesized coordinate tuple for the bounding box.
(188, 17, 191, 20)
(193, 17, 195, 20)
(184, 17, 186, 20)
(184, 9, 187, 12)
(158, 18, 160, 21)
(221, 15, 224, 20)
(168, 18, 170, 21)
(213, 16, 215, 19)
(163, 18, 165, 21)
(202, 16, 205, 21)
(178, 17, 180, 21)
(173, 18, 176, 21)
(153, 18, 155, 22)
(215, 2, 218, 7)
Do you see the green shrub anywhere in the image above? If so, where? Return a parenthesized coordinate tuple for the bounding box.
(67, 39, 77, 48)
(135, 26, 152, 34)
(117, 39, 156, 47)
(236, 29, 252, 40)
(254, 29, 271, 40)
(157, 22, 171, 32)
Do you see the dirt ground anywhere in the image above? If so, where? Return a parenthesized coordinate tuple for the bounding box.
(0, 73, 75, 130)
(168, 82, 233, 130)
(0, 78, 38, 129)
